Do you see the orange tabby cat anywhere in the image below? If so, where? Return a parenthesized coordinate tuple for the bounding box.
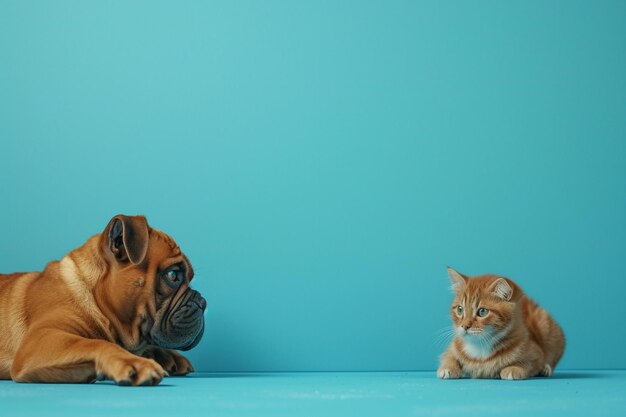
(438, 267, 565, 380)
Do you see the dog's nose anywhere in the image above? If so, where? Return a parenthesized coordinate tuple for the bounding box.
(191, 290, 206, 310)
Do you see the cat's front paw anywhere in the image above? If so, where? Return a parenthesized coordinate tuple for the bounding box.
(540, 364, 553, 377)
(500, 366, 528, 380)
(437, 367, 462, 379)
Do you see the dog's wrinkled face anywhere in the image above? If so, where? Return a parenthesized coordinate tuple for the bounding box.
(98, 215, 206, 352)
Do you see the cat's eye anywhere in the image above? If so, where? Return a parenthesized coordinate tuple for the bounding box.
(477, 307, 489, 317)
(456, 305, 464, 316)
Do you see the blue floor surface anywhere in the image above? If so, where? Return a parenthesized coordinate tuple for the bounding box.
(0, 371, 623, 417)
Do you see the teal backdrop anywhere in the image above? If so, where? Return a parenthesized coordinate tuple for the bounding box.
(1, 1, 625, 372)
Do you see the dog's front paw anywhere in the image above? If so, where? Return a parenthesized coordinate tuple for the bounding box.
(500, 366, 528, 380)
(102, 355, 167, 386)
(141, 347, 194, 376)
(437, 366, 462, 379)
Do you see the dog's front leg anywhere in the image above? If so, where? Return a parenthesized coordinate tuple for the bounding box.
(139, 346, 195, 376)
(11, 329, 167, 385)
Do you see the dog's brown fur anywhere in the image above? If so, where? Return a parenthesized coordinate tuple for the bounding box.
(0, 215, 199, 385)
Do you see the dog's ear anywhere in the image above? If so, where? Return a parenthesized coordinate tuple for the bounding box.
(104, 215, 149, 265)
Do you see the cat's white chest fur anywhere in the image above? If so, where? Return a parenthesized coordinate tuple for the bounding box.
(461, 337, 493, 360)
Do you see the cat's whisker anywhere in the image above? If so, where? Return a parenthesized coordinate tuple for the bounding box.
(434, 328, 454, 337)
(434, 326, 455, 335)
(433, 330, 455, 343)
(432, 326, 456, 348)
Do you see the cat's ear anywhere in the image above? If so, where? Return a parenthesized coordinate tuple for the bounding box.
(447, 267, 467, 292)
(490, 278, 513, 301)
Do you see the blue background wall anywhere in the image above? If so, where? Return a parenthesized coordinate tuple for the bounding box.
(1, 1, 625, 371)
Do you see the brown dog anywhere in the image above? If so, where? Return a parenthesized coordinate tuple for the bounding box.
(0, 215, 206, 385)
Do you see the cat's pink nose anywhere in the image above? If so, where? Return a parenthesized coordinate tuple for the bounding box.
(462, 324, 470, 330)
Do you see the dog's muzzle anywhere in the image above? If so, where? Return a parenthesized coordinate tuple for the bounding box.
(150, 289, 206, 350)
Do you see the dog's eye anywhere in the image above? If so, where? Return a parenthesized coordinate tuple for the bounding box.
(163, 267, 183, 287)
